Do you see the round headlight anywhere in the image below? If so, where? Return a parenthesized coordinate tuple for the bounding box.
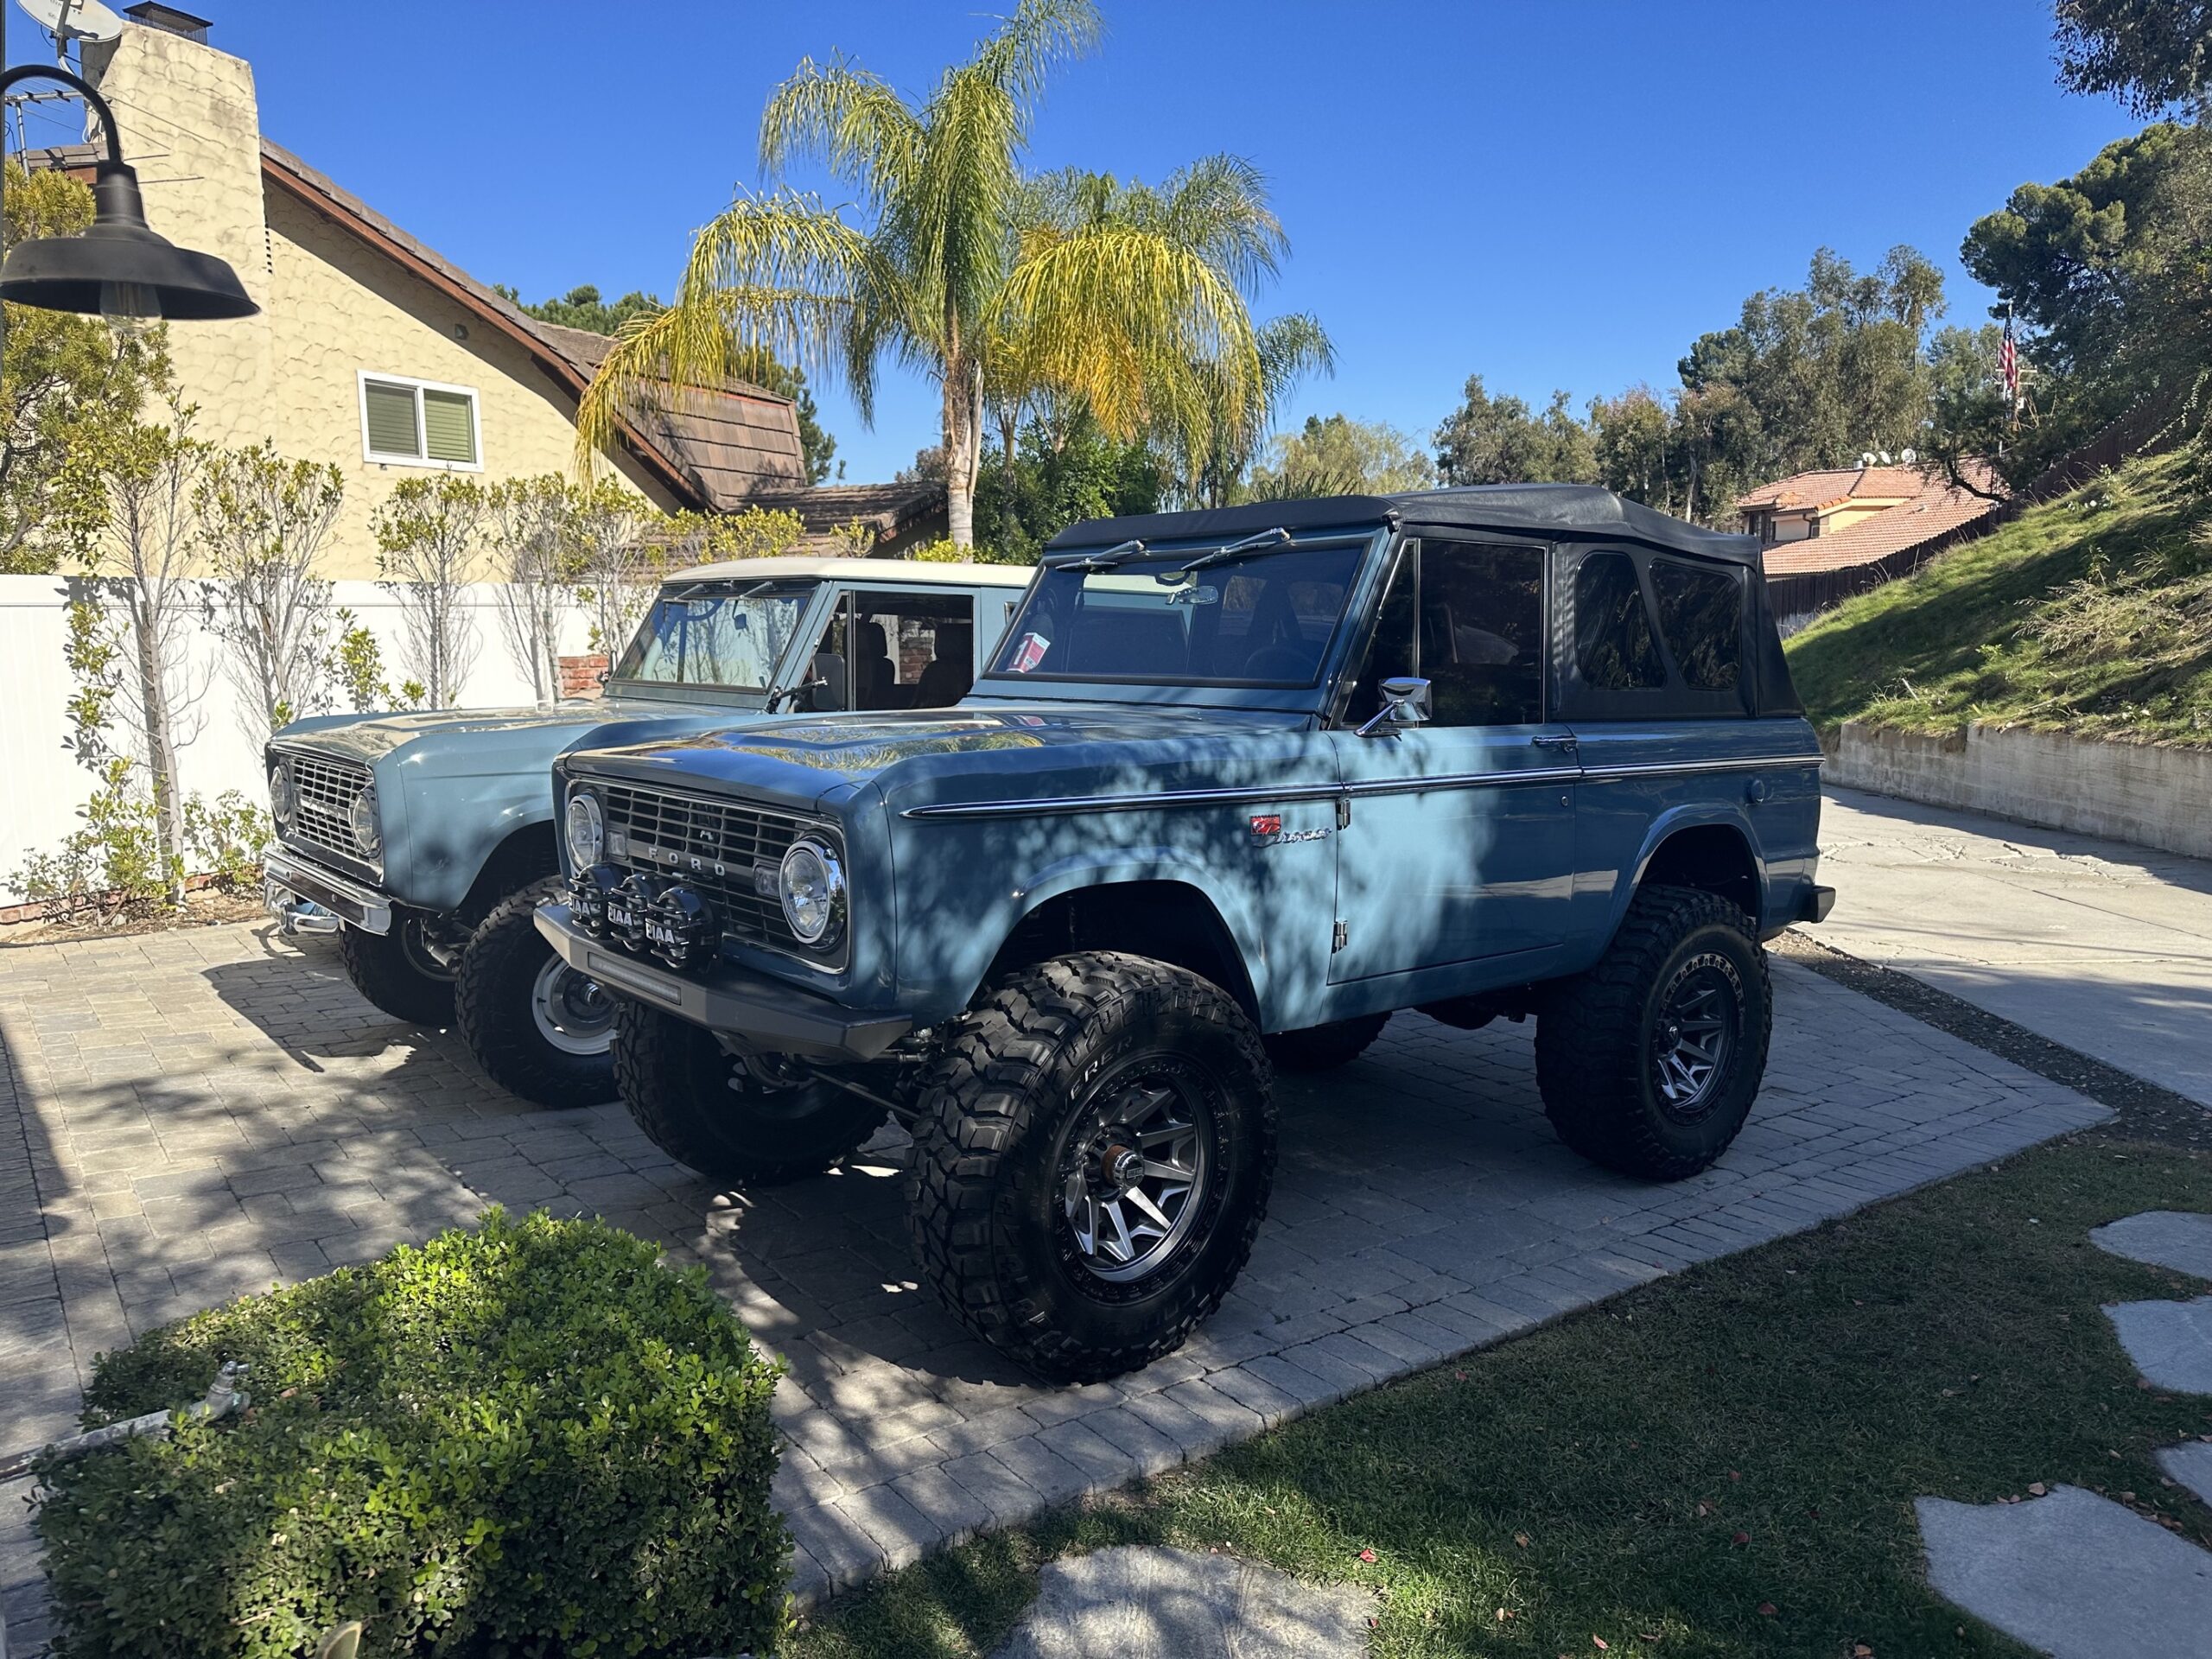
(268, 760, 296, 827)
(778, 838, 845, 946)
(349, 784, 381, 858)
(565, 789, 605, 868)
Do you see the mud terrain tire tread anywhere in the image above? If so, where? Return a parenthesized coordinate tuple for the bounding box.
(611, 999, 887, 1185)
(454, 877, 614, 1109)
(338, 917, 454, 1028)
(1535, 883, 1771, 1181)
(906, 951, 1277, 1382)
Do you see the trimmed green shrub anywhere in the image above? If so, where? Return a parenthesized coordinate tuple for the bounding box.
(37, 1210, 787, 1658)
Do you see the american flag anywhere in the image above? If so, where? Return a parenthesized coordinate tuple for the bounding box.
(1999, 309, 2019, 423)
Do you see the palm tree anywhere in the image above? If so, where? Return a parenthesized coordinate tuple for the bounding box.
(1165, 310, 1337, 508)
(577, 0, 1269, 546)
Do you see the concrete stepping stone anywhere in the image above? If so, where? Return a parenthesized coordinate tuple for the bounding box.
(1916, 1485, 2212, 1656)
(2157, 1441, 2212, 1509)
(2090, 1211, 2212, 1280)
(988, 1545, 1370, 1659)
(2103, 1298, 2212, 1394)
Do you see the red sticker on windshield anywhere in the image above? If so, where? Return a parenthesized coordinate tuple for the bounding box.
(1009, 632, 1051, 673)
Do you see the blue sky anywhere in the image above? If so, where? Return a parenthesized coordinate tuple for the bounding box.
(36, 1, 2139, 482)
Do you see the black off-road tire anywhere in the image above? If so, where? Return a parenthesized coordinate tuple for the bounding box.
(337, 915, 454, 1028)
(610, 1000, 887, 1185)
(1535, 884, 1772, 1181)
(454, 878, 615, 1109)
(1264, 1012, 1392, 1073)
(906, 951, 1277, 1382)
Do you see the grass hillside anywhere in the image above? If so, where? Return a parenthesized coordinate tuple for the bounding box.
(1783, 449, 2212, 747)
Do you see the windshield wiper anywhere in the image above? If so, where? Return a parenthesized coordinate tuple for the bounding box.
(1042, 537, 1147, 573)
(1156, 525, 1294, 583)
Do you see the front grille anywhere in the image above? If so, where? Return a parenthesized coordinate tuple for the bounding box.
(598, 782, 820, 953)
(285, 752, 372, 864)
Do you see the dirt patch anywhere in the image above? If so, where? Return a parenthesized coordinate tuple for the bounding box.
(0, 888, 264, 949)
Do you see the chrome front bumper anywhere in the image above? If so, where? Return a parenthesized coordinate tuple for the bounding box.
(264, 849, 392, 935)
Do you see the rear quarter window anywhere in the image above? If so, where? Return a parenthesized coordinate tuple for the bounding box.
(1572, 551, 1665, 690)
(1650, 558, 1745, 691)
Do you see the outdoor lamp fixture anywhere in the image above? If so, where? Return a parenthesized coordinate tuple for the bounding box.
(0, 61, 257, 319)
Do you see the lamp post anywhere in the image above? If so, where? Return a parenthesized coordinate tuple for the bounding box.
(0, 58, 257, 320)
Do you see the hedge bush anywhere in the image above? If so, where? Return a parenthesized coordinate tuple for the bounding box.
(37, 1210, 786, 1659)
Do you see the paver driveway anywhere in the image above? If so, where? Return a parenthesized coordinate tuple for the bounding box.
(0, 918, 2106, 1650)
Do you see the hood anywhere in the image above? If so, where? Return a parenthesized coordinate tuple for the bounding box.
(563, 704, 1329, 816)
(276, 702, 618, 764)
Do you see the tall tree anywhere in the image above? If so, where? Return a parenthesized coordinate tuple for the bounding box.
(576, 0, 1266, 546)
(3, 162, 170, 574)
(2054, 0, 2212, 114)
(371, 475, 486, 707)
(57, 400, 213, 906)
(197, 443, 344, 741)
(1433, 377, 1598, 486)
(1249, 414, 1434, 498)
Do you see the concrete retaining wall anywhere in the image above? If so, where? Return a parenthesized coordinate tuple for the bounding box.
(1828, 720, 2212, 861)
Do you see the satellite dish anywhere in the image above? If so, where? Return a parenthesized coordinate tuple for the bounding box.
(17, 0, 126, 47)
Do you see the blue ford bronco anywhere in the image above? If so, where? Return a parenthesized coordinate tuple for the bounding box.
(260, 556, 1029, 1107)
(537, 487, 1834, 1379)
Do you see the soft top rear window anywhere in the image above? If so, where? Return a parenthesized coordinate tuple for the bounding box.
(986, 537, 1370, 687)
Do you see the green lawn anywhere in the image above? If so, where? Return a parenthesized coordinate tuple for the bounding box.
(790, 1136, 2212, 1658)
(1784, 451, 2212, 747)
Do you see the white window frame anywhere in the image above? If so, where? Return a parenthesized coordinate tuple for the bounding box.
(356, 370, 484, 472)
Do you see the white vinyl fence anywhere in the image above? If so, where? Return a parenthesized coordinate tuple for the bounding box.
(0, 575, 604, 905)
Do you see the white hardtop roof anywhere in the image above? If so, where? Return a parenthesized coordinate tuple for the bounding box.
(669, 556, 1033, 587)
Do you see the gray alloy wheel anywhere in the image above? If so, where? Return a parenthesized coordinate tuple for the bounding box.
(1056, 1067, 1214, 1285)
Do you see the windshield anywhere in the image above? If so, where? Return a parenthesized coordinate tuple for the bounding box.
(985, 537, 1371, 687)
(610, 581, 818, 693)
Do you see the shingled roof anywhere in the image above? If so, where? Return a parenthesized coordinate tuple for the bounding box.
(257, 139, 807, 510)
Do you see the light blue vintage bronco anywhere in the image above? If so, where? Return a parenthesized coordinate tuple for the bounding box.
(537, 487, 1834, 1379)
(260, 556, 1030, 1108)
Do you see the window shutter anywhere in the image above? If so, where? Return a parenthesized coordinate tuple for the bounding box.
(363, 380, 420, 458)
(423, 389, 477, 464)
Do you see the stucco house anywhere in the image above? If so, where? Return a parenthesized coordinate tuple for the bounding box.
(1738, 461, 2004, 628)
(54, 5, 944, 575)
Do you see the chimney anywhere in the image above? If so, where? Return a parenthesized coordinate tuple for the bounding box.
(121, 3, 212, 41)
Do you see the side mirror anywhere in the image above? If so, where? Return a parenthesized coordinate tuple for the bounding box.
(1356, 676, 1432, 737)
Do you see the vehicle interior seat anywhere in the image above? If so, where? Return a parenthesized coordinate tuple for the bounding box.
(855, 620, 899, 709)
(914, 621, 975, 706)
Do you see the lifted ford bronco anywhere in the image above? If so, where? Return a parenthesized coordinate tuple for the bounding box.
(261, 556, 1029, 1107)
(538, 488, 1834, 1379)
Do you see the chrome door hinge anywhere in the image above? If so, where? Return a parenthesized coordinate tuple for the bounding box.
(1336, 796, 1351, 830)
(1332, 919, 1349, 952)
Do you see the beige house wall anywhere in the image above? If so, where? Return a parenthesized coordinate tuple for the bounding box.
(85, 21, 674, 580)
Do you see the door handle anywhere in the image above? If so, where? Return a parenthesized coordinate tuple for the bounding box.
(1530, 734, 1577, 751)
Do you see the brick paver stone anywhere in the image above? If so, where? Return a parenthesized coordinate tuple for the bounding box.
(0, 921, 2109, 1649)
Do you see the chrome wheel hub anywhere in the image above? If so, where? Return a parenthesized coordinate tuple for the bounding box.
(530, 957, 614, 1055)
(1650, 955, 1739, 1122)
(1059, 1072, 1211, 1285)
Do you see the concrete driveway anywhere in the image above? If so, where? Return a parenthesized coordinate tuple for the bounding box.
(1816, 787, 2212, 1108)
(0, 914, 2106, 1651)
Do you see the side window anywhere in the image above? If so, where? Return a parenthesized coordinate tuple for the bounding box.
(1650, 558, 1745, 690)
(1419, 541, 1544, 726)
(849, 591, 976, 710)
(1341, 548, 1416, 726)
(802, 599, 849, 711)
(1573, 551, 1665, 690)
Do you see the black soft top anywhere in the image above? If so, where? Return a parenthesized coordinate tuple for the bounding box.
(1043, 483, 1758, 566)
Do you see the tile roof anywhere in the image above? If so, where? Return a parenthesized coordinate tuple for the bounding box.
(257, 139, 807, 510)
(1736, 466, 1927, 512)
(1761, 466, 2003, 575)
